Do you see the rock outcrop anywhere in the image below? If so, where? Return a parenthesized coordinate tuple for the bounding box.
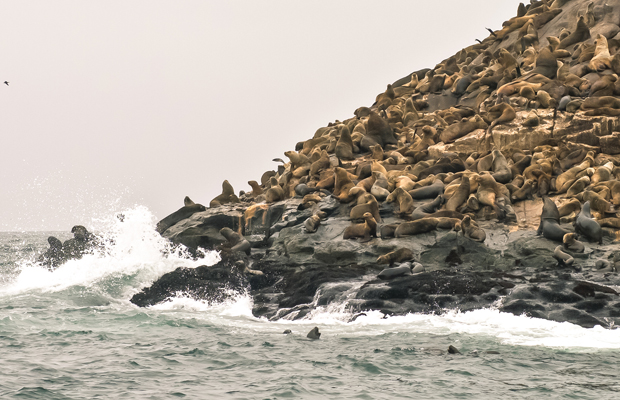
(131, 0, 620, 329)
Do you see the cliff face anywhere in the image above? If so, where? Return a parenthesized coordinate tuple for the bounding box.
(132, 0, 620, 328)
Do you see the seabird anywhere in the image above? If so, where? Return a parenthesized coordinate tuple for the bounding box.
(3, 81, 8, 86)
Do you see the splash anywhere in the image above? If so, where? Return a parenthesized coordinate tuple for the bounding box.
(2, 206, 220, 295)
(149, 290, 254, 318)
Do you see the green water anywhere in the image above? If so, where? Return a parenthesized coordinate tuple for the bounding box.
(2, 213, 620, 399)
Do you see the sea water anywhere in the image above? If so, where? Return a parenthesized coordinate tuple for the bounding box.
(1, 207, 620, 399)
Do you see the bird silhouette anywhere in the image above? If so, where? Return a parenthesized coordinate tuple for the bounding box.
(3, 81, 8, 86)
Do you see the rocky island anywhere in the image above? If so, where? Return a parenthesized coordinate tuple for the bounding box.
(46, 0, 620, 329)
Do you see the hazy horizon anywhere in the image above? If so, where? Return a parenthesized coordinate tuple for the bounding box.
(1, 0, 524, 232)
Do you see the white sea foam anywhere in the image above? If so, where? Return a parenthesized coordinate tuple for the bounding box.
(142, 287, 620, 349)
(2, 206, 220, 295)
(149, 291, 254, 318)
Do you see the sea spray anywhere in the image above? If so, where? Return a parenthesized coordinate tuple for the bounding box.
(1, 206, 220, 296)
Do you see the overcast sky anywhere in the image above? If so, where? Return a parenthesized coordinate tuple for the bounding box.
(0, 0, 524, 232)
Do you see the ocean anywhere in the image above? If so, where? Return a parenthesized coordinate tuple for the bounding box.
(1, 207, 620, 399)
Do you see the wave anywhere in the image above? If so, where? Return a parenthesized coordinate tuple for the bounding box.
(0, 206, 220, 296)
(151, 291, 620, 350)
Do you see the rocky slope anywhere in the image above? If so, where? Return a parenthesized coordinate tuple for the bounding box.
(129, 0, 620, 328)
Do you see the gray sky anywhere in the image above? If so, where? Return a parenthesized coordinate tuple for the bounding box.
(0, 0, 523, 231)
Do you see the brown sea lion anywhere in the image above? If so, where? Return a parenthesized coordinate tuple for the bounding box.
(335, 125, 355, 160)
(411, 195, 444, 220)
(385, 187, 415, 215)
(380, 224, 399, 239)
(491, 149, 512, 184)
(343, 212, 377, 242)
(558, 16, 590, 50)
(458, 215, 486, 242)
(333, 167, 356, 201)
(376, 248, 415, 265)
(409, 179, 445, 200)
(265, 177, 286, 203)
(304, 214, 322, 233)
(511, 179, 534, 202)
(589, 34, 613, 72)
(486, 102, 516, 134)
(563, 233, 585, 253)
(394, 217, 460, 238)
(473, 174, 504, 219)
(210, 180, 240, 208)
(439, 115, 487, 144)
(309, 150, 331, 177)
(218, 227, 251, 255)
(248, 181, 264, 198)
(553, 245, 574, 267)
(558, 198, 581, 217)
(445, 176, 470, 211)
(350, 198, 381, 223)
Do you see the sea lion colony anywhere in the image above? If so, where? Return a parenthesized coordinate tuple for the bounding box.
(40, 0, 620, 327)
(195, 0, 620, 269)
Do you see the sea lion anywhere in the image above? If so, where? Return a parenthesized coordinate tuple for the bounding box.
(591, 162, 614, 185)
(210, 180, 240, 207)
(335, 125, 355, 160)
(377, 264, 412, 280)
(304, 214, 322, 233)
(394, 217, 460, 238)
(380, 224, 399, 239)
(439, 115, 487, 144)
(486, 102, 516, 135)
(408, 179, 445, 200)
(445, 175, 470, 211)
(563, 233, 585, 253)
(537, 196, 570, 242)
(473, 174, 504, 219)
(574, 201, 603, 244)
(156, 203, 206, 234)
(511, 179, 534, 202)
(284, 150, 311, 170)
(247, 181, 264, 198)
(307, 327, 321, 339)
(558, 198, 582, 218)
(385, 187, 415, 215)
(360, 111, 398, 152)
(218, 227, 251, 255)
(558, 16, 590, 50)
(309, 150, 331, 177)
(581, 190, 614, 214)
(376, 248, 414, 265)
(343, 212, 377, 242)
(553, 245, 574, 267)
(370, 172, 391, 201)
(566, 176, 591, 197)
(458, 215, 486, 242)
(555, 153, 595, 194)
(265, 177, 286, 203)
(411, 195, 444, 220)
(38, 236, 65, 270)
(294, 183, 318, 197)
(333, 167, 356, 201)
(491, 149, 512, 184)
(589, 34, 613, 72)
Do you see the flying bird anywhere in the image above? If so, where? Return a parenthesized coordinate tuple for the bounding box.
(3, 81, 8, 86)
